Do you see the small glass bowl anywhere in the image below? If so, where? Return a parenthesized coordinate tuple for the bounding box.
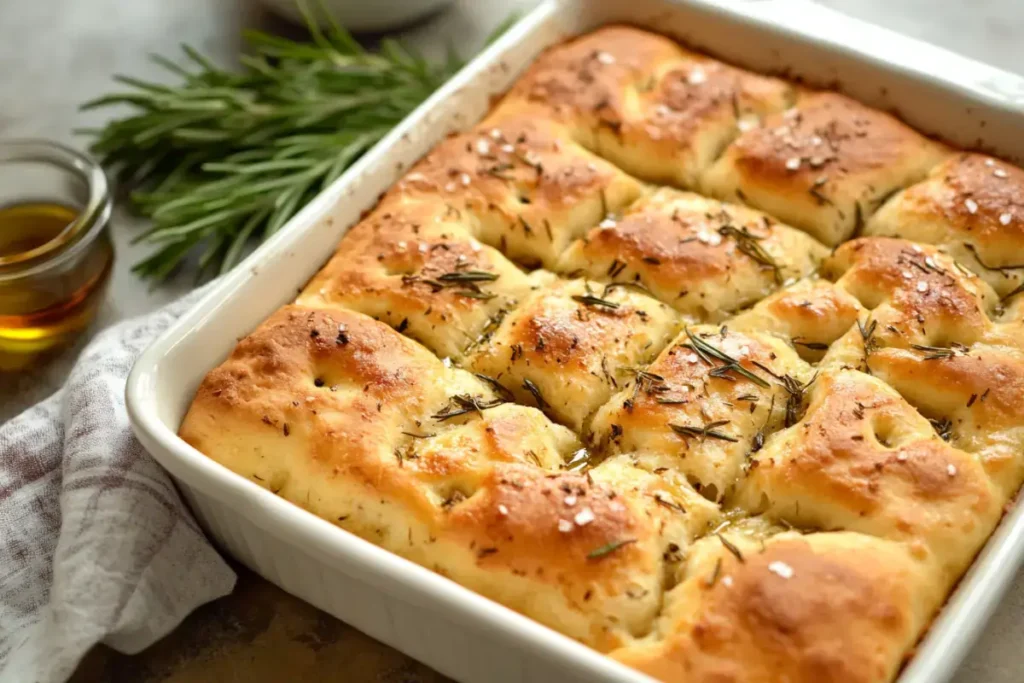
(0, 140, 114, 371)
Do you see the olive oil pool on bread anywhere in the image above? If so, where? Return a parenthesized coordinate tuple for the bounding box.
(0, 141, 113, 371)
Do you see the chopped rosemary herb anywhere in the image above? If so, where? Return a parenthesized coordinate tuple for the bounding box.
(684, 328, 770, 388)
(603, 281, 652, 297)
(670, 420, 739, 443)
(1002, 281, 1024, 302)
(473, 373, 515, 402)
(587, 538, 638, 560)
(522, 378, 550, 410)
(607, 258, 627, 278)
(717, 533, 745, 563)
(910, 343, 955, 360)
(404, 267, 499, 300)
(652, 493, 686, 514)
(634, 369, 665, 386)
(436, 270, 500, 283)
(432, 394, 506, 421)
(572, 294, 621, 310)
(719, 224, 781, 282)
(780, 373, 808, 427)
(964, 243, 1024, 274)
(858, 317, 878, 367)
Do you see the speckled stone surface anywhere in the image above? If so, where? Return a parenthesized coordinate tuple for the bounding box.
(2, 1, 1022, 681)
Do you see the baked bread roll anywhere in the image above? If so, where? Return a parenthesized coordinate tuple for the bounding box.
(467, 277, 681, 431)
(612, 531, 945, 683)
(502, 26, 793, 189)
(866, 153, 1024, 298)
(556, 188, 827, 320)
(702, 92, 950, 246)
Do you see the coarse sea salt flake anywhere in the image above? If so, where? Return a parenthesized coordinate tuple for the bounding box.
(768, 561, 794, 579)
(558, 519, 573, 533)
(596, 51, 616, 65)
(475, 139, 491, 155)
(917, 281, 929, 293)
(497, 504, 509, 516)
(574, 508, 596, 526)
(564, 494, 577, 507)
(785, 157, 801, 171)
(948, 464, 958, 477)
(688, 68, 707, 85)
(1000, 212, 1013, 225)
(965, 198, 979, 214)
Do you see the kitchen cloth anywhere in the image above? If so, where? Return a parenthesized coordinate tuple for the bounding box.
(0, 285, 236, 683)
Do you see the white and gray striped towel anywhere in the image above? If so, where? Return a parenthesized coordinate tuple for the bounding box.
(0, 287, 235, 683)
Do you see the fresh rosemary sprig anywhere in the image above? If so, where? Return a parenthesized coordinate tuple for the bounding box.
(81, 1, 513, 282)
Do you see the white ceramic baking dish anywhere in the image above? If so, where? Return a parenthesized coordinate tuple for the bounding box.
(125, 1, 1024, 681)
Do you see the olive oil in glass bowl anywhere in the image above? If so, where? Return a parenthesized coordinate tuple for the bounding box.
(0, 140, 113, 371)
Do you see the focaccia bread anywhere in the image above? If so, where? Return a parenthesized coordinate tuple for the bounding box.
(179, 24, 1024, 683)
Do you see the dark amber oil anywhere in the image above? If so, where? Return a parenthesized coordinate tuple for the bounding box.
(0, 202, 77, 256)
(0, 201, 112, 370)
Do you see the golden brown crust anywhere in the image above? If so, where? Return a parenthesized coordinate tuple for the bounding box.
(590, 325, 812, 500)
(612, 532, 943, 683)
(502, 26, 793, 188)
(734, 370, 1001, 582)
(702, 92, 950, 245)
(867, 345, 1024, 498)
(556, 189, 827, 320)
(823, 236, 997, 345)
(179, 25, 1024, 683)
(467, 278, 681, 431)
(298, 201, 534, 359)
(727, 279, 865, 362)
(814, 236, 1024, 499)
(866, 153, 1024, 298)
(503, 25, 687, 134)
(389, 111, 643, 268)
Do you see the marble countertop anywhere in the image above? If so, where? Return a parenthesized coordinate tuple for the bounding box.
(2, 0, 1022, 680)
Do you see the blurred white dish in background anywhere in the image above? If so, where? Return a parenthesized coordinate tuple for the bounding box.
(258, 0, 454, 33)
